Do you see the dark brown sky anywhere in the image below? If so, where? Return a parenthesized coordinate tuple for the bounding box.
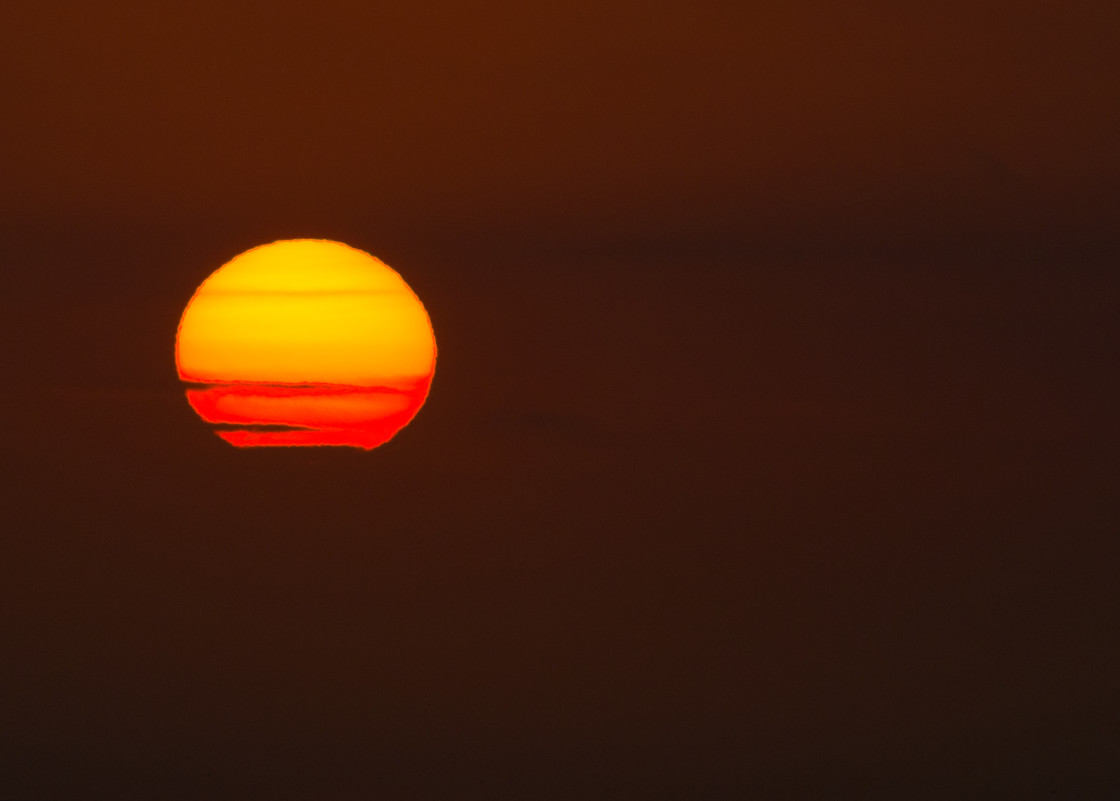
(2, 2, 1119, 799)
(3, 1, 1118, 243)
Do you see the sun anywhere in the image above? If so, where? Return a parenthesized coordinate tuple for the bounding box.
(175, 239, 436, 448)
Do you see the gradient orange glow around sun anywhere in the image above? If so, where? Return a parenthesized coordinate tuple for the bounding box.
(175, 240, 436, 448)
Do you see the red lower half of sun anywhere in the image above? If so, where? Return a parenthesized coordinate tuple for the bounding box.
(185, 380, 431, 449)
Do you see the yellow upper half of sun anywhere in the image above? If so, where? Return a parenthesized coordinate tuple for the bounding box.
(176, 240, 436, 386)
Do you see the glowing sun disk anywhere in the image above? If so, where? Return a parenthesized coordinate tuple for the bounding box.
(175, 240, 436, 448)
